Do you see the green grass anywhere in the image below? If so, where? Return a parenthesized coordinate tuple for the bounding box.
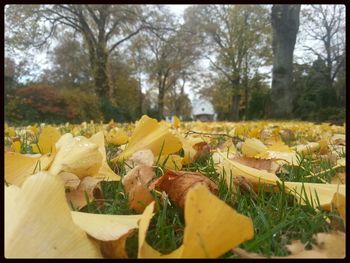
(78, 151, 340, 258)
(5, 128, 344, 258)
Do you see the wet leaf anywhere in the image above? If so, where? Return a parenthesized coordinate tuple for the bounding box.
(49, 133, 103, 178)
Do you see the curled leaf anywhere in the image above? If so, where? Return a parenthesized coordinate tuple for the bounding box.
(241, 138, 268, 157)
(49, 133, 103, 178)
(293, 142, 320, 155)
(130, 149, 154, 167)
(66, 176, 103, 210)
(216, 150, 280, 190)
(154, 170, 218, 208)
(89, 132, 120, 181)
(122, 165, 156, 213)
(232, 156, 280, 174)
(71, 211, 141, 258)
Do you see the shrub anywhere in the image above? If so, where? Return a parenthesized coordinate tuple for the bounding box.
(14, 84, 67, 124)
(5, 84, 104, 124)
(61, 88, 103, 123)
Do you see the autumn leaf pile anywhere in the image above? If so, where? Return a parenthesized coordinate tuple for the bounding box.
(4, 116, 346, 258)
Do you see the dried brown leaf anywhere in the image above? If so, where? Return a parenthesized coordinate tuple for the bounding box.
(232, 156, 280, 174)
(122, 165, 156, 213)
(153, 170, 218, 208)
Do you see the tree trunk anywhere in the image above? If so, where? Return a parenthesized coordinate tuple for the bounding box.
(230, 77, 241, 121)
(270, 5, 301, 118)
(157, 86, 164, 120)
(93, 44, 110, 99)
(231, 94, 241, 121)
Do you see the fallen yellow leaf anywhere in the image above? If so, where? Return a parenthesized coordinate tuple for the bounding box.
(31, 126, 61, 154)
(49, 133, 103, 178)
(5, 152, 54, 186)
(89, 132, 120, 181)
(284, 181, 345, 208)
(241, 138, 268, 158)
(216, 150, 281, 189)
(113, 115, 182, 162)
(138, 185, 254, 258)
(5, 172, 102, 258)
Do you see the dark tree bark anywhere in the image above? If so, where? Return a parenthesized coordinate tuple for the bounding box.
(231, 94, 241, 121)
(270, 5, 301, 118)
(230, 77, 241, 121)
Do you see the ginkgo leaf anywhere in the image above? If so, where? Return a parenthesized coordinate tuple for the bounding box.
(156, 154, 183, 170)
(5, 172, 102, 258)
(106, 128, 129, 145)
(5, 152, 55, 186)
(130, 149, 155, 167)
(122, 165, 156, 213)
(255, 150, 298, 165)
(31, 126, 61, 154)
(293, 142, 320, 155)
(232, 156, 280, 174)
(71, 211, 141, 241)
(267, 142, 293, 152)
(66, 176, 103, 210)
(284, 181, 345, 208)
(180, 185, 254, 258)
(112, 115, 182, 162)
(331, 192, 345, 222)
(153, 170, 218, 208)
(336, 158, 345, 167)
(173, 116, 181, 128)
(241, 138, 268, 157)
(285, 231, 345, 258)
(11, 141, 21, 152)
(216, 150, 281, 189)
(178, 135, 206, 165)
(49, 133, 103, 178)
(89, 132, 120, 181)
(138, 185, 254, 258)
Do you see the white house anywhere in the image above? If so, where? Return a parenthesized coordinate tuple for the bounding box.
(192, 98, 217, 121)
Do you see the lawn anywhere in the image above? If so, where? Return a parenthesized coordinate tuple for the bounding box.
(4, 116, 345, 258)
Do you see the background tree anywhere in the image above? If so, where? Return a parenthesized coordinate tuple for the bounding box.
(142, 7, 201, 119)
(270, 4, 301, 118)
(5, 5, 148, 106)
(39, 32, 91, 89)
(187, 5, 271, 120)
(300, 5, 345, 107)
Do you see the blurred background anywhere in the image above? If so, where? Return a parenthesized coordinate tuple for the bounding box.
(4, 5, 345, 124)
